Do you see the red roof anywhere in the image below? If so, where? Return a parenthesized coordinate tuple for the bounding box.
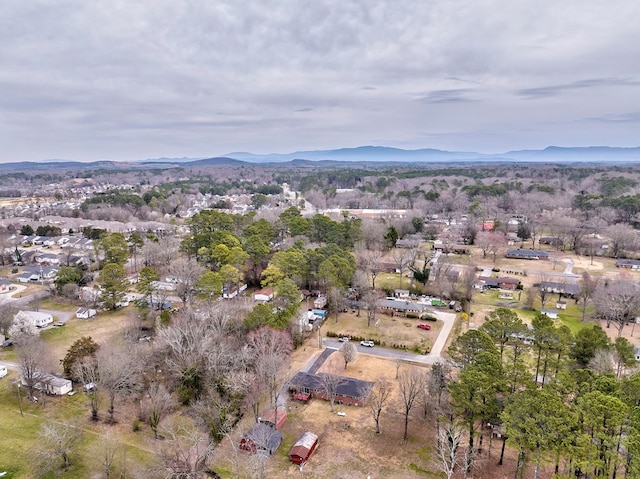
(289, 432, 318, 465)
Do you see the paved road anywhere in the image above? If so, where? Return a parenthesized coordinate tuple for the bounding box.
(322, 309, 456, 366)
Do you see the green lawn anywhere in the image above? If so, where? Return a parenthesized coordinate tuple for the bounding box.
(0, 372, 155, 479)
(471, 289, 594, 334)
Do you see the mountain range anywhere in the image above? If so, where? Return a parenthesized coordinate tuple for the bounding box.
(2, 146, 640, 171)
(156, 145, 640, 164)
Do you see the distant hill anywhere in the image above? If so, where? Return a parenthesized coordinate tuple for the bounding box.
(2, 146, 640, 172)
(221, 145, 640, 163)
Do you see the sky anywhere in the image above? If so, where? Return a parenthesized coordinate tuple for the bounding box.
(1, 0, 640, 162)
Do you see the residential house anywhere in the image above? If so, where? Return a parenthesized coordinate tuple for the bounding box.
(17, 266, 58, 283)
(541, 309, 558, 319)
(289, 371, 374, 407)
(376, 298, 429, 317)
(539, 281, 580, 298)
(14, 310, 54, 328)
(477, 276, 521, 291)
(22, 373, 72, 396)
(505, 249, 550, 260)
(35, 253, 61, 265)
(616, 259, 640, 270)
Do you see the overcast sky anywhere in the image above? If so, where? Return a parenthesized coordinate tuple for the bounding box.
(1, 1, 639, 162)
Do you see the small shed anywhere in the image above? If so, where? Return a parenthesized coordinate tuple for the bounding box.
(541, 309, 558, 319)
(253, 287, 274, 302)
(258, 407, 287, 430)
(289, 432, 319, 465)
(239, 423, 283, 456)
(76, 307, 97, 319)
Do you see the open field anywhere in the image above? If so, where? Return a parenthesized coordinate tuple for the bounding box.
(0, 368, 155, 479)
(323, 309, 443, 353)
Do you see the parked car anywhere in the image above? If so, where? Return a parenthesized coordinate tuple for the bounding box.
(1, 339, 13, 348)
(417, 324, 431, 330)
(83, 382, 96, 393)
(360, 340, 375, 347)
(338, 337, 350, 342)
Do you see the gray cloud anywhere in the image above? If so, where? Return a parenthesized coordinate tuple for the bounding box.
(517, 78, 640, 99)
(1, 0, 640, 161)
(415, 89, 477, 104)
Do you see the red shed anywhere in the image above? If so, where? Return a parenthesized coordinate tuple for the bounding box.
(258, 407, 287, 430)
(289, 431, 318, 465)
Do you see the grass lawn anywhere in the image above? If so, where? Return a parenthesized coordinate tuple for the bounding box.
(32, 299, 78, 312)
(323, 309, 442, 353)
(40, 309, 130, 362)
(470, 289, 593, 334)
(0, 370, 155, 479)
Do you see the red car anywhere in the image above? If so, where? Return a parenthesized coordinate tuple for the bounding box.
(417, 323, 431, 330)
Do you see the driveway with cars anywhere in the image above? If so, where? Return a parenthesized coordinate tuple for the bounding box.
(323, 309, 457, 366)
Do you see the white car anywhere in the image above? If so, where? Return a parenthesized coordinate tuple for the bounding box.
(338, 337, 350, 342)
(360, 340, 375, 348)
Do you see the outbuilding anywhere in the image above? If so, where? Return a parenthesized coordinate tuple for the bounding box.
(76, 307, 97, 319)
(239, 423, 283, 456)
(289, 431, 319, 465)
(253, 287, 274, 302)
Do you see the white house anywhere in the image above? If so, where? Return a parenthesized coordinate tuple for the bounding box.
(25, 374, 73, 395)
(253, 287, 274, 302)
(17, 266, 58, 283)
(75, 307, 97, 319)
(35, 253, 61, 265)
(14, 310, 54, 328)
(313, 296, 327, 309)
(541, 309, 559, 320)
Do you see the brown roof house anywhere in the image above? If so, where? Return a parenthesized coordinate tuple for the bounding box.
(289, 371, 373, 407)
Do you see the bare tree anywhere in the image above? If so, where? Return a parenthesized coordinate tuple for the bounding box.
(168, 257, 205, 305)
(141, 382, 177, 439)
(391, 249, 411, 288)
(35, 420, 83, 474)
(191, 390, 238, 444)
(437, 418, 464, 479)
(0, 299, 17, 338)
(369, 378, 392, 434)
(17, 336, 51, 400)
(247, 326, 293, 426)
(593, 281, 640, 336)
(364, 290, 378, 328)
(605, 223, 637, 257)
(398, 368, 424, 442)
(94, 429, 125, 479)
(356, 247, 384, 290)
(97, 344, 140, 423)
(339, 341, 358, 369)
(153, 417, 215, 479)
(537, 274, 551, 308)
(328, 286, 344, 324)
(475, 231, 506, 261)
(72, 356, 100, 421)
(579, 271, 600, 321)
(588, 349, 615, 376)
(318, 373, 347, 412)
